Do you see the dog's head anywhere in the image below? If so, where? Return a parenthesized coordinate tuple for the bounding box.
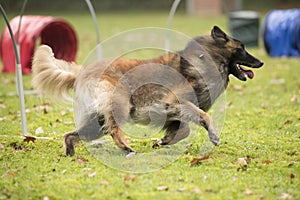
(210, 26, 264, 81)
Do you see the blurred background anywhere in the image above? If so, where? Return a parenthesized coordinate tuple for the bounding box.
(1, 0, 300, 13)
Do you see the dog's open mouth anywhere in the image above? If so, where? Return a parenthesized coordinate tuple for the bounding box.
(237, 64, 254, 79)
(232, 64, 255, 81)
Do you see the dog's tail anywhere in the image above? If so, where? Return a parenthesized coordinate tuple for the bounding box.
(32, 45, 81, 102)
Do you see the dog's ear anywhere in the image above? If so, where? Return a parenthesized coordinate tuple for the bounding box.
(211, 26, 228, 43)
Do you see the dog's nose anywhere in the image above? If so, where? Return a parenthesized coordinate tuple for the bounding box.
(259, 61, 264, 67)
(255, 61, 264, 68)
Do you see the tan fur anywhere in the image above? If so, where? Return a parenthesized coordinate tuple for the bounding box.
(32, 45, 81, 102)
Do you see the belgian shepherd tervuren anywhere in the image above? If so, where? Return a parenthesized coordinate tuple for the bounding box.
(32, 26, 263, 156)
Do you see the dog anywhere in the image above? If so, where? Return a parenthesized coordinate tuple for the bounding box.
(32, 26, 263, 156)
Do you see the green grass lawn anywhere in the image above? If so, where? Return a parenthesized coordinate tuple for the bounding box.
(0, 12, 299, 200)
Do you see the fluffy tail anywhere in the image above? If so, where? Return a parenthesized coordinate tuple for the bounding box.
(32, 45, 81, 102)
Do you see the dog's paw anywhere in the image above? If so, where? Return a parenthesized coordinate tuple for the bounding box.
(211, 138, 220, 146)
(208, 131, 220, 146)
(152, 140, 162, 149)
(65, 145, 75, 156)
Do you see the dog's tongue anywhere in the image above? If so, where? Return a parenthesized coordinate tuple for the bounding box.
(239, 66, 254, 79)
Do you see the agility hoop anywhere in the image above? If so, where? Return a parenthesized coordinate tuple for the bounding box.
(0, 2, 28, 137)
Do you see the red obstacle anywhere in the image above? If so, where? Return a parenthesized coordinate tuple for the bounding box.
(0, 15, 78, 74)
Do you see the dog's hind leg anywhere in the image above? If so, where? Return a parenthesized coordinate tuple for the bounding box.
(64, 130, 80, 156)
(153, 121, 190, 148)
(64, 113, 106, 156)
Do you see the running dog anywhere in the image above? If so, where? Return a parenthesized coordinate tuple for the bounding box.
(32, 26, 263, 156)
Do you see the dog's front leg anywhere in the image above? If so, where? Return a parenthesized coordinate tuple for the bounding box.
(181, 102, 220, 146)
(197, 109, 220, 146)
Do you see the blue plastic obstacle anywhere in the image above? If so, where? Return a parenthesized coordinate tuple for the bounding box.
(262, 9, 300, 57)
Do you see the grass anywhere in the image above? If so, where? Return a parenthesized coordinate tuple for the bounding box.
(0, 12, 299, 199)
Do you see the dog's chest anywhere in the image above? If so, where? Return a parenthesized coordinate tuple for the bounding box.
(191, 75, 228, 111)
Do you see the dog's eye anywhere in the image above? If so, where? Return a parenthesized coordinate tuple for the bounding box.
(234, 47, 246, 55)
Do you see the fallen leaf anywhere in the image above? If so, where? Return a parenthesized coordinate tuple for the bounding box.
(43, 196, 50, 200)
(2, 78, 14, 84)
(290, 94, 297, 103)
(288, 162, 295, 167)
(178, 178, 185, 182)
(0, 104, 6, 109)
(35, 127, 44, 134)
(66, 107, 74, 112)
(2, 188, 10, 198)
(61, 110, 67, 116)
(43, 107, 48, 114)
(0, 117, 7, 121)
(64, 121, 75, 125)
(23, 136, 36, 143)
(157, 186, 168, 191)
(82, 167, 92, 172)
(43, 102, 51, 106)
(270, 79, 285, 85)
(244, 189, 253, 195)
(205, 189, 214, 193)
(124, 174, 138, 182)
(10, 142, 28, 151)
(257, 195, 264, 200)
(88, 171, 97, 177)
(245, 155, 251, 164)
(226, 101, 233, 108)
(61, 169, 67, 174)
(279, 193, 293, 199)
(262, 160, 272, 164)
(233, 85, 243, 91)
(237, 157, 248, 172)
(288, 174, 295, 179)
(232, 176, 238, 181)
(99, 180, 109, 185)
(192, 188, 201, 194)
(7, 171, 16, 177)
(74, 157, 88, 164)
(177, 187, 185, 192)
(284, 120, 293, 125)
(186, 143, 193, 148)
(237, 158, 248, 165)
(0, 144, 4, 150)
(191, 154, 210, 165)
(32, 103, 53, 114)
